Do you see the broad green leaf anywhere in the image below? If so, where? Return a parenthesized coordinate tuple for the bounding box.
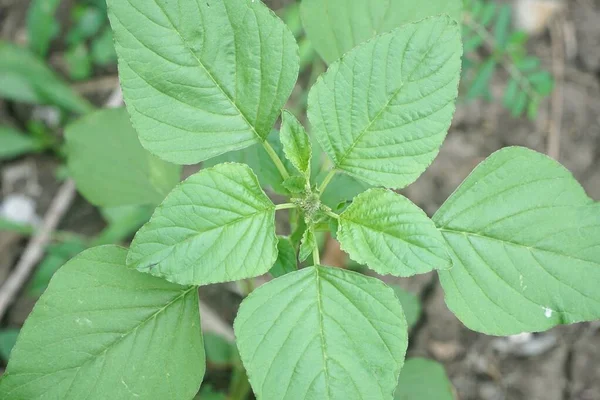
(281, 111, 311, 176)
(395, 358, 454, 400)
(391, 286, 422, 329)
(128, 163, 277, 286)
(307, 17, 462, 189)
(338, 189, 451, 277)
(65, 108, 181, 207)
(26, 0, 61, 57)
(0, 41, 93, 114)
(94, 205, 153, 246)
(299, 228, 316, 262)
(434, 147, 600, 335)
(283, 176, 308, 194)
(205, 130, 293, 195)
(107, 0, 299, 164)
(235, 266, 408, 400)
(301, 0, 463, 64)
(0, 329, 19, 361)
(0, 246, 204, 400)
(270, 236, 298, 278)
(0, 126, 42, 160)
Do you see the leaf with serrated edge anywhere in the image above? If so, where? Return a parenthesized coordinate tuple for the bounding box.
(107, 0, 299, 164)
(127, 163, 277, 286)
(338, 189, 451, 277)
(66, 108, 181, 207)
(301, 0, 463, 64)
(0, 246, 204, 400)
(434, 146, 600, 335)
(235, 266, 408, 400)
(281, 110, 312, 176)
(395, 358, 454, 400)
(307, 16, 462, 189)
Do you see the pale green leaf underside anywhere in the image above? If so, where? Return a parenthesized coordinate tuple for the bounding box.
(339, 189, 451, 277)
(0, 246, 204, 400)
(434, 147, 600, 335)
(301, 0, 463, 64)
(235, 266, 408, 400)
(127, 163, 277, 286)
(66, 108, 181, 207)
(281, 110, 312, 176)
(395, 358, 454, 400)
(307, 16, 462, 189)
(107, 0, 299, 164)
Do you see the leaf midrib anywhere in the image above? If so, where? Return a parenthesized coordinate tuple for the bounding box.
(148, 0, 263, 142)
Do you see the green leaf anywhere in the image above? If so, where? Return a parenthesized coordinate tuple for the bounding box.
(395, 358, 454, 400)
(299, 227, 316, 262)
(127, 163, 277, 286)
(283, 176, 308, 194)
(94, 205, 153, 246)
(502, 78, 519, 108)
(205, 130, 293, 195)
(64, 43, 93, 81)
(65, 108, 181, 207)
(300, 0, 463, 64)
(204, 333, 234, 367)
(434, 147, 600, 335)
(281, 111, 312, 176)
(0, 42, 93, 114)
(27, 239, 88, 297)
(234, 266, 408, 400)
(107, 0, 299, 164)
(494, 5, 512, 48)
(467, 59, 496, 100)
(338, 189, 451, 277)
(391, 286, 422, 329)
(0, 246, 205, 399)
(26, 0, 61, 57)
(307, 17, 462, 189)
(0, 329, 19, 361)
(270, 236, 298, 278)
(91, 28, 117, 66)
(0, 126, 42, 160)
(67, 6, 106, 46)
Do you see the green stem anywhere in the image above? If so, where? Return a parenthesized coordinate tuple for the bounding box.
(317, 169, 336, 195)
(262, 140, 290, 180)
(323, 209, 339, 220)
(275, 203, 297, 211)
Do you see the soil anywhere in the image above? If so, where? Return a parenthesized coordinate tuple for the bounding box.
(1, 0, 599, 399)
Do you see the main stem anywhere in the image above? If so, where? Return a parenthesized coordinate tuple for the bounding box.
(262, 140, 290, 180)
(317, 169, 336, 196)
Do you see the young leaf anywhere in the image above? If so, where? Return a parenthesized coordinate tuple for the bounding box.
(391, 286, 422, 329)
(234, 266, 408, 400)
(338, 189, 451, 277)
(26, 0, 61, 57)
(395, 358, 454, 400)
(282, 176, 308, 194)
(0, 246, 205, 400)
(0, 126, 42, 160)
(65, 108, 181, 207)
(300, 0, 463, 64)
(270, 236, 298, 278)
(205, 130, 293, 195)
(127, 163, 278, 286)
(107, 0, 299, 164)
(299, 227, 317, 263)
(0, 41, 93, 114)
(307, 17, 462, 189)
(280, 111, 312, 176)
(467, 59, 496, 100)
(434, 147, 600, 335)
